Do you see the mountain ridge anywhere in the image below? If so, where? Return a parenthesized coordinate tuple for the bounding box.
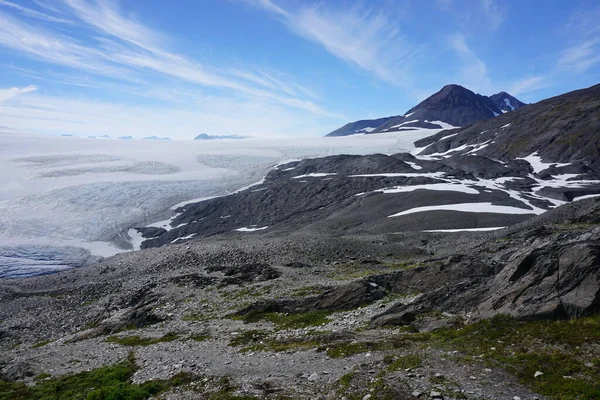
(325, 84, 526, 137)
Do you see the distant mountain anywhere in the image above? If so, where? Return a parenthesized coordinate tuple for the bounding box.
(326, 84, 525, 137)
(325, 117, 394, 137)
(490, 91, 527, 113)
(60, 134, 74, 137)
(117, 136, 134, 140)
(142, 135, 171, 140)
(99, 135, 111, 139)
(194, 133, 250, 140)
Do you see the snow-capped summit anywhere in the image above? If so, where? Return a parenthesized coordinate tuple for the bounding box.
(489, 91, 527, 113)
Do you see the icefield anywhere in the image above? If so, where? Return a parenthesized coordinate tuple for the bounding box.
(0, 127, 441, 278)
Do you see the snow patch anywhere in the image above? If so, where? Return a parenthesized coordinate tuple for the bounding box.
(292, 173, 337, 179)
(235, 226, 268, 232)
(517, 152, 571, 173)
(388, 202, 536, 218)
(423, 227, 506, 232)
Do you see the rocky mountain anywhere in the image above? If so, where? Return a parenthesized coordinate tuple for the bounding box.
(489, 91, 527, 113)
(326, 84, 524, 136)
(194, 133, 251, 140)
(417, 83, 600, 170)
(325, 116, 394, 137)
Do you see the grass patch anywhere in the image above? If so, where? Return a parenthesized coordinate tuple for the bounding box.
(190, 334, 211, 342)
(383, 354, 422, 371)
(0, 354, 259, 400)
(424, 314, 600, 399)
(31, 340, 53, 349)
(106, 332, 180, 347)
(235, 310, 333, 330)
(288, 285, 327, 297)
(228, 329, 322, 354)
(0, 353, 168, 400)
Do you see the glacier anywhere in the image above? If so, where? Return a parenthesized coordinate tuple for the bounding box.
(0, 127, 443, 278)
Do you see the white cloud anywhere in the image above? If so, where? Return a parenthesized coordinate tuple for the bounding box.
(558, 39, 600, 74)
(0, 85, 38, 102)
(448, 34, 493, 93)
(0, 0, 342, 136)
(507, 76, 549, 96)
(0, 0, 71, 23)
(480, 0, 504, 30)
(248, 1, 418, 88)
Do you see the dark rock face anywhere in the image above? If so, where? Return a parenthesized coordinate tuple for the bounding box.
(234, 280, 387, 316)
(476, 241, 600, 319)
(489, 91, 527, 113)
(325, 116, 395, 137)
(370, 198, 600, 326)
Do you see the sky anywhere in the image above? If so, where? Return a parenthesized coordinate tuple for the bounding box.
(0, 0, 599, 139)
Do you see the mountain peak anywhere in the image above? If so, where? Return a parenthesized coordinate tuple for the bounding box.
(489, 91, 526, 113)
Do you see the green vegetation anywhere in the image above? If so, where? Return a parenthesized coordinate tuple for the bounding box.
(189, 334, 211, 342)
(383, 354, 422, 371)
(328, 261, 421, 280)
(228, 329, 323, 353)
(234, 310, 333, 330)
(287, 285, 327, 297)
(31, 340, 53, 349)
(0, 353, 167, 400)
(0, 355, 259, 400)
(333, 369, 407, 400)
(106, 332, 180, 347)
(424, 314, 600, 399)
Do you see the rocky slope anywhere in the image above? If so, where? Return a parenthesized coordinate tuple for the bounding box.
(324, 117, 395, 137)
(1, 84, 599, 399)
(0, 197, 599, 399)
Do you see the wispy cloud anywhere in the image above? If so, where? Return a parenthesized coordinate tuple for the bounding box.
(507, 76, 549, 97)
(0, 85, 38, 102)
(247, 0, 419, 88)
(448, 34, 493, 93)
(0, 0, 72, 24)
(558, 39, 600, 73)
(0, 0, 336, 120)
(557, 6, 600, 74)
(480, 0, 504, 30)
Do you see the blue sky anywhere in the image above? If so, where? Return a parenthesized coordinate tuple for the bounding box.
(0, 0, 599, 139)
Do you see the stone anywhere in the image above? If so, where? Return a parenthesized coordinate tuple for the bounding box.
(307, 373, 319, 382)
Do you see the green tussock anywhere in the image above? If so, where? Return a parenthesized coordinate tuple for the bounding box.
(106, 332, 180, 346)
(426, 314, 600, 399)
(31, 340, 53, 349)
(0, 353, 167, 400)
(383, 354, 422, 371)
(234, 310, 333, 330)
